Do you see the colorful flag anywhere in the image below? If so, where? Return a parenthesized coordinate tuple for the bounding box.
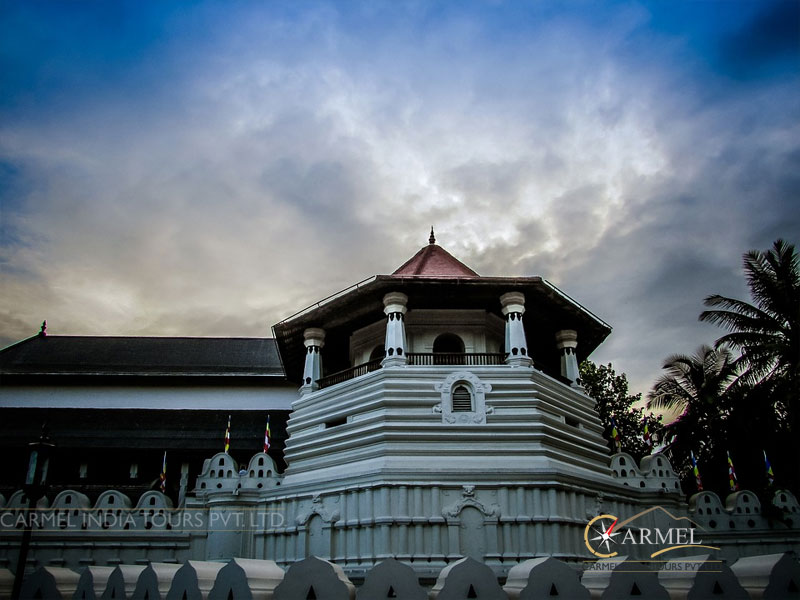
(763, 450, 775, 486)
(642, 418, 652, 449)
(159, 451, 167, 493)
(263, 415, 271, 453)
(690, 450, 703, 491)
(224, 415, 231, 454)
(610, 417, 622, 452)
(727, 450, 739, 492)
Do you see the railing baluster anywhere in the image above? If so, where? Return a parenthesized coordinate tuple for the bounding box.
(406, 353, 505, 366)
(318, 353, 506, 389)
(318, 358, 383, 389)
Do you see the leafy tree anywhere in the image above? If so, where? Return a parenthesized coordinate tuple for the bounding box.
(580, 361, 663, 461)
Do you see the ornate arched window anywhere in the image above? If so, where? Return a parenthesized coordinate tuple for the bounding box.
(452, 385, 473, 412)
(435, 371, 493, 424)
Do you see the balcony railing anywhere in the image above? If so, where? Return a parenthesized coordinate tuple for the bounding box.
(317, 359, 382, 389)
(317, 353, 508, 389)
(407, 352, 506, 366)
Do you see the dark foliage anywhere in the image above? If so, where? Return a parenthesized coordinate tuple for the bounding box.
(579, 361, 663, 461)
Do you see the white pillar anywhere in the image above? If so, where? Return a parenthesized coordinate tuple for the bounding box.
(382, 292, 408, 367)
(555, 329, 581, 387)
(300, 327, 326, 394)
(500, 292, 532, 367)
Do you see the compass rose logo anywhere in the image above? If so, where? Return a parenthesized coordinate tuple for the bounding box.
(584, 514, 621, 558)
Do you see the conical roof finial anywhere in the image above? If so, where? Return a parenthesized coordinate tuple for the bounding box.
(39, 320, 47, 337)
(429, 226, 436, 245)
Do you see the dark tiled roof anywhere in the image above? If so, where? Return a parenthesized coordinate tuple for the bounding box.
(0, 335, 285, 377)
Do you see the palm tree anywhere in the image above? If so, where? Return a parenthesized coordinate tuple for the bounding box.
(648, 345, 739, 411)
(699, 239, 799, 434)
(648, 345, 739, 423)
(647, 345, 740, 490)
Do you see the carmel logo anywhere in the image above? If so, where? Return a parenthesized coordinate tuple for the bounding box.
(584, 506, 721, 558)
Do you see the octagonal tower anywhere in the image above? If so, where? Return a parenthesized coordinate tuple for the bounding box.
(259, 233, 683, 574)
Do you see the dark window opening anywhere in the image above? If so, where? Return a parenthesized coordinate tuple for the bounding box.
(452, 385, 473, 412)
(325, 416, 347, 428)
(433, 333, 465, 353)
(433, 333, 466, 365)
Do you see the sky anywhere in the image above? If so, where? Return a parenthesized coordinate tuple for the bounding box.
(1, 0, 798, 395)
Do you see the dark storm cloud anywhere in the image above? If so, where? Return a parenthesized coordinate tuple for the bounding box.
(718, 0, 800, 79)
(1, 1, 798, 395)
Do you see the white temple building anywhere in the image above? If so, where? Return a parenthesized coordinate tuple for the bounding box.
(1, 231, 798, 584)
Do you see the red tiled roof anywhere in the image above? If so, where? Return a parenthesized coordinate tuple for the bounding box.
(392, 243, 480, 278)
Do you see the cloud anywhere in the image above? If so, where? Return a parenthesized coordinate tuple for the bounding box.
(1, 1, 798, 394)
(717, 0, 800, 79)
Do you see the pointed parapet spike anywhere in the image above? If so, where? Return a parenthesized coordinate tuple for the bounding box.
(429, 556, 506, 599)
(20, 567, 80, 600)
(131, 563, 181, 600)
(167, 561, 225, 600)
(208, 558, 285, 600)
(273, 556, 355, 600)
(731, 552, 800, 600)
(658, 554, 748, 600)
(504, 557, 589, 599)
(357, 558, 426, 600)
(75, 566, 114, 600)
(581, 556, 669, 600)
(105, 565, 147, 599)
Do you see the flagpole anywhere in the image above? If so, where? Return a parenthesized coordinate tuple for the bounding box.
(690, 450, 703, 492)
(264, 414, 271, 453)
(159, 451, 167, 493)
(763, 449, 775, 486)
(224, 415, 231, 454)
(727, 450, 739, 492)
(610, 416, 622, 453)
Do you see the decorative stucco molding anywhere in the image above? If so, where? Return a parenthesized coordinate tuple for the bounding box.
(296, 494, 341, 525)
(434, 371, 493, 424)
(442, 485, 500, 519)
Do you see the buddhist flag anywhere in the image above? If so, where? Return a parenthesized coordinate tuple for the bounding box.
(610, 417, 622, 452)
(159, 451, 167, 493)
(727, 450, 739, 492)
(263, 415, 271, 453)
(764, 450, 775, 486)
(690, 450, 703, 491)
(224, 415, 231, 454)
(642, 418, 652, 450)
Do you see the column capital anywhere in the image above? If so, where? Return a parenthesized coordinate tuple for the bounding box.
(555, 329, 578, 350)
(500, 291, 526, 316)
(303, 327, 326, 348)
(383, 292, 409, 315)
